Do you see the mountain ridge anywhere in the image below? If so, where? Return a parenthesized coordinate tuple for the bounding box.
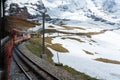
(5, 0, 120, 24)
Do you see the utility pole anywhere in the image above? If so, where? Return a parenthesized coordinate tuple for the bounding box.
(42, 12, 45, 55)
(57, 52, 60, 63)
(32, 2, 47, 58)
(39, 8, 47, 59)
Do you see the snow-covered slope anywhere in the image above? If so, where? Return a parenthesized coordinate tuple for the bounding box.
(28, 20, 120, 80)
(42, 0, 120, 23)
(49, 29, 120, 80)
(39, 21, 120, 80)
(94, 0, 120, 20)
(6, 0, 120, 24)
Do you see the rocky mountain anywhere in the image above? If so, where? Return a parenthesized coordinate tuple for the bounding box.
(5, 0, 120, 25)
(43, 0, 120, 24)
(103, 0, 117, 12)
(5, 0, 45, 20)
(8, 3, 30, 19)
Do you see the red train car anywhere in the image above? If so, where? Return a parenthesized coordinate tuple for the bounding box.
(1, 29, 31, 80)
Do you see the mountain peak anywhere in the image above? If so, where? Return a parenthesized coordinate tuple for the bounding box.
(5, 0, 120, 24)
(103, 0, 117, 12)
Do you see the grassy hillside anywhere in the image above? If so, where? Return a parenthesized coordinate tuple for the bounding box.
(5, 16, 41, 32)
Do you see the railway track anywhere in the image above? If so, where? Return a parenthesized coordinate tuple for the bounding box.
(12, 50, 33, 80)
(12, 44, 59, 80)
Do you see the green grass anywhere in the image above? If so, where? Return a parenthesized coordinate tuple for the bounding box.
(62, 37, 85, 43)
(83, 50, 94, 55)
(25, 40, 54, 64)
(5, 16, 41, 32)
(58, 65, 97, 80)
(25, 42, 42, 56)
(29, 37, 69, 53)
(48, 25, 55, 28)
(61, 25, 86, 30)
(48, 43, 69, 52)
(95, 58, 120, 64)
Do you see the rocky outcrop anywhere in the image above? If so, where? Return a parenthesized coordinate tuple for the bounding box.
(8, 3, 51, 20)
(102, 0, 117, 13)
(9, 3, 30, 19)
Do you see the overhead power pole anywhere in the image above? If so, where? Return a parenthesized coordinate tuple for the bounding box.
(42, 12, 45, 55)
(39, 8, 47, 59)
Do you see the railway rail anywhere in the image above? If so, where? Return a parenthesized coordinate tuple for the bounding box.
(12, 44, 59, 80)
(12, 48, 33, 80)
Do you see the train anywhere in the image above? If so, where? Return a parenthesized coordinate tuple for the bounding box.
(0, 29, 31, 80)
